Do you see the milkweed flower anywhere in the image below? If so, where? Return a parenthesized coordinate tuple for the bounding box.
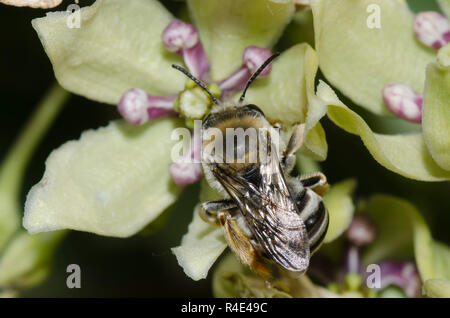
(18, 0, 450, 298)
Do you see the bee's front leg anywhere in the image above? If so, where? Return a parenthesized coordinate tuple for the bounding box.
(282, 123, 305, 174)
(299, 172, 329, 197)
(199, 199, 237, 226)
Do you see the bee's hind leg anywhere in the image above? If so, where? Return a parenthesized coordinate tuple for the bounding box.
(299, 172, 329, 197)
(219, 211, 272, 278)
(201, 201, 272, 277)
(199, 199, 237, 226)
(282, 123, 305, 174)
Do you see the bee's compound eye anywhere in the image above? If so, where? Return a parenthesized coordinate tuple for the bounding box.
(243, 104, 265, 117)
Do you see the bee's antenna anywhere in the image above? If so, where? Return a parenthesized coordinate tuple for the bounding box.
(239, 52, 280, 103)
(171, 64, 219, 105)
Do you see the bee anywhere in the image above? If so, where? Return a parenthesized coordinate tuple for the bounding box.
(172, 53, 329, 277)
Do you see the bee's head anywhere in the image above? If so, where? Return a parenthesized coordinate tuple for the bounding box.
(202, 104, 264, 129)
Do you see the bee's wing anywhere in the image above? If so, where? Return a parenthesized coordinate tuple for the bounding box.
(212, 142, 310, 272)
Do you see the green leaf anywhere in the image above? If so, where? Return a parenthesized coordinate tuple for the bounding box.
(311, 0, 436, 115)
(0, 231, 66, 295)
(362, 194, 450, 295)
(437, 0, 450, 17)
(323, 179, 356, 243)
(23, 119, 183, 237)
(187, 0, 295, 80)
(33, 0, 184, 104)
(172, 204, 227, 281)
(317, 81, 450, 181)
(423, 279, 450, 298)
(422, 62, 450, 171)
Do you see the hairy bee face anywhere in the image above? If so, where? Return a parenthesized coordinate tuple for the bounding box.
(200, 103, 329, 276)
(202, 104, 282, 191)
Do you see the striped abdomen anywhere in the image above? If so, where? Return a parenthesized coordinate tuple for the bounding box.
(294, 187, 329, 254)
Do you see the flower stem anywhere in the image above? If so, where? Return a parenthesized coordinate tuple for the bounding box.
(0, 84, 69, 250)
(0, 84, 70, 195)
(0, 84, 70, 197)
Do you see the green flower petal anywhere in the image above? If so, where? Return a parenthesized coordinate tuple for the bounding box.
(33, 0, 184, 104)
(246, 43, 328, 161)
(362, 195, 430, 271)
(437, 43, 450, 67)
(323, 179, 356, 243)
(172, 178, 227, 281)
(301, 123, 328, 162)
(362, 195, 450, 288)
(311, 0, 436, 115)
(303, 47, 328, 161)
(296, 153, 321, 175)
(0, 231, 65, 296)
(187, 0, 295, 80)
(423, 62, 450, 171)
(438, 0, 450, 18)
(23, 119, 182, 237)
(246, 44, 309, 123)
(172, 206, 227, 281)
(317, 81, 450, 181)
(423, 279, 450, 298)
(429, 241, 450, 282)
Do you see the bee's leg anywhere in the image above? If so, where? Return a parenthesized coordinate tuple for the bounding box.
(219, 211, 272, 278)
(199, 199, 236, 226)
(299, 172, 329, 196)
(282, 123, 305, 173)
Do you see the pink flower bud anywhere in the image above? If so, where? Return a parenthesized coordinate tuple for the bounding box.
(414, 12, 450, 50)
(162, 20, 198, 52)
(217, 67, 250, 94)
(382, 83, 423, 123)
(118, 89, 177, 125)
(169, 127, 203, 187)
(346, 215, 376, 247)
(242, 46, 273, 76)
(169, 161, 203, 187)
(218, 46, 273, 95)
(181, 42, 210, 81)
(162, 20, 210, 81)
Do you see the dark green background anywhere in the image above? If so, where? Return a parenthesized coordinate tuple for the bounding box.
(0, 0, 448, 297)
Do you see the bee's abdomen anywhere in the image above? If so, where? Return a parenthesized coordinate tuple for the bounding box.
(295, 189, 329, 254)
